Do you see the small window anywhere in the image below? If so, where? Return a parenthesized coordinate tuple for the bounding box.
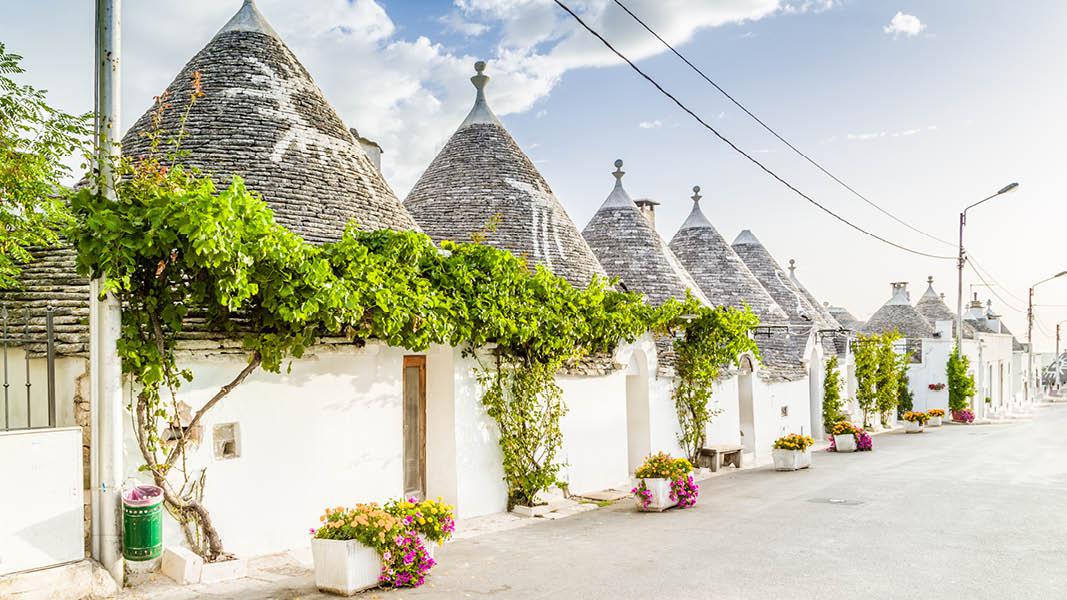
(213, 422, 241, 460)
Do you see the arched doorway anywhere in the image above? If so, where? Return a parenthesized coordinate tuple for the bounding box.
(809, 349, 824, 439)
(738, 356, 755, 455)
(625, 350, 651, 473)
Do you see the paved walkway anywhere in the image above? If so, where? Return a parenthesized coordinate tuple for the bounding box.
(123, 404, 1067, 599)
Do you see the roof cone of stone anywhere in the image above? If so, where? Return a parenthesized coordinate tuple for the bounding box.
(404, 62, 606, 288)
(826, 304, 863, 331)
(787, 259, 841, 330)
(668, 188, 787, 323)
(915, 276, 976, 339)
(581, 163, 709, 306)
(731, 230, 833, 329)
(862, 282, 935, 338)
(119, 0, 416, 242)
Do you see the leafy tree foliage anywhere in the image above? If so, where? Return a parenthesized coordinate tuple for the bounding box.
(946, 345, 975, 412)
(822, 354, 845, 431)
(0, 43, 90, 288)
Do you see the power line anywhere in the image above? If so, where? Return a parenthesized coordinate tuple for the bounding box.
(967, 253, 1027, 303)
(611, 0, 956, 249)
(967, 261, 1024, 313)
(553, 0, 956, 261)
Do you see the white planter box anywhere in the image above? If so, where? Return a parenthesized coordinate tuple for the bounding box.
(200, 557, 246, 583)
(903, 420, 925, 433)
(633, 478, 677, 512)
(419, 534, 436, 560)
(772, 448, 811, 471)
(833, 434, 857, 453)
(311, 538, 381, 596)
(928, 416, 943, 427)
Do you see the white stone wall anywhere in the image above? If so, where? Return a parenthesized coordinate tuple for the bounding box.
(558, 371, 629, 495)
(706, 375, 742, 449)
(749, 377, 811, 464)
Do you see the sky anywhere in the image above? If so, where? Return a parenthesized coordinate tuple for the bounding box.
(2, 0, 1065, 350)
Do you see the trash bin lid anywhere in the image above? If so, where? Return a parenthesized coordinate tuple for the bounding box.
(122, 484, 164, 507)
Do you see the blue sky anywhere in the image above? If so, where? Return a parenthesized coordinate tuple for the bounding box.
(2, 1, 1065, 349)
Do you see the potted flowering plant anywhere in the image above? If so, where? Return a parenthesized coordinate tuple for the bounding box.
(830, 421, 860, 453)
(312, 503, 437, 595)
(772, 434, 815, 471)
(631, 452, 698, 512)
(311, 504, 399, 595)
(928, 383, 946, 391)
(385, 497, 455, 559)
(952, 408, 975, 424)
(926, 408, 945, 427)
(902, 411, 928, 433)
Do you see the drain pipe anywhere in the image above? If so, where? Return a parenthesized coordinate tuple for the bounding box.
(91, 0, 125, 584)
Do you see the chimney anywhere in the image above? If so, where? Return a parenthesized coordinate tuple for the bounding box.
(349, 128, 383, 172)
(985, 299, 1002, 333)
(964, 292, 985, 321)
(634, 198, 659, 229)
(887, 281, 910, 305)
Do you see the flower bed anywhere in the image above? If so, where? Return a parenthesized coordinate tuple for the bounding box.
(632, 453, 699, 511)
(952, 409, 975, 424)
(772, 434, 814, 471)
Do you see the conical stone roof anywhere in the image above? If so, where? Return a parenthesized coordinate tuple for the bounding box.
(581, 162, 708, 306)
(668, 188, 787, 323)
(787, 260, 841, 330)
(404, 62, 606, 288)
(915, 276, 976, 339)
(120, 0, 417, 242)
(731, 230, 834, 329)
(826, 304, 863, 331)
(862, 282, 935, 338)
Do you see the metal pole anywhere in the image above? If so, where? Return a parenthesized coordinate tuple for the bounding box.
(46, 306, 56, 428)
(92, 0, 125, 584)
(1057, 324, 1061, 357)
(1027, 287, 1034, 405)
(956, 211, 965, 352)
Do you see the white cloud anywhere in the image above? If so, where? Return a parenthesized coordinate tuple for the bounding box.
(883, 12, 925, 37)
(638, 120, 663, 129)
(845, 125, 936, 141)
(438, 12, 490, 37)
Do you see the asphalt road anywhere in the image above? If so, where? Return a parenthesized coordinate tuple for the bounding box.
(404, 404, 1067, 600)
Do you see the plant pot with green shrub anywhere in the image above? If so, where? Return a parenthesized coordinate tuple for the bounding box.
(384, 497, 455, 560)
(631, 452, 699, 512)
(772, 434, 815, 471)
(902, 411, 928, 433)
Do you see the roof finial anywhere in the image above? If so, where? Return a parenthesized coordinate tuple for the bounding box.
(612, 159, 625, 182)
(460, 60, 501, 127)
(788, 259, 796, 277)
(927, 275, 934, 284)
(691, 185, 702, 204)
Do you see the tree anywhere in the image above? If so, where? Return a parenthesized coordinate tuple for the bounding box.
(822, 354, 844, 430)
(853, 334, 879, 427)
(875, 331, 902, 426)
(946, 346, 975, 412)
(0, 43, 90, 288)
(896, 353, 914, 418)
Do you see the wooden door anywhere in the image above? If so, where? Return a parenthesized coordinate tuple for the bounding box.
(402, 356, 427, 500)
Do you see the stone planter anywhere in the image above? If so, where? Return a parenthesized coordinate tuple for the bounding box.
(772, 448, 811, 471)
(903, 420, 925, 433)
(833, 434, 857, 453)
(928, 416, 943, 427)
(633, 478, 676, 512)
(311, 538, 381, 596)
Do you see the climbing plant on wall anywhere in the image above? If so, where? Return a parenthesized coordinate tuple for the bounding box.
(946, 345, 975, 413)
(822, 354, 845, 431)
(670, 301, 760, 464)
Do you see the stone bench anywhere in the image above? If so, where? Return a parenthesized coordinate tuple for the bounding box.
(696, 445, 742, 472)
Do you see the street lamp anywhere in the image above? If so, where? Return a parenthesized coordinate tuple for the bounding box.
(1054, 319, 1067, 356)
(956, 183, 1019, 351)
(1027, 271, 1067, 403)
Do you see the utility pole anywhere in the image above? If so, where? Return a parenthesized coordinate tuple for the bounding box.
(91, 0, 124, 585)
(1026, 271, 1067, 404)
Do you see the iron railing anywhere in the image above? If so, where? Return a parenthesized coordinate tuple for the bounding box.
(0, 304, 57, 432)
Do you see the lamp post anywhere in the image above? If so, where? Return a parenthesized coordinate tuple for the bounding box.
(1055, 319, 1067, 356)
(956, 183, 1019, 351)
(1027, 271, 1067, 403)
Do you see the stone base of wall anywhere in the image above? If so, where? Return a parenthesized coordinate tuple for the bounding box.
(0, 559, 117, 600)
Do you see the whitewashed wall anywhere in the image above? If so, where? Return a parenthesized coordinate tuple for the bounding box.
(446, 350, 507, 519)
(749, 377, 811, 465)
(908, 332, 954, 414)
(706, 375, 742, 449)
(558, 371, 629, 494)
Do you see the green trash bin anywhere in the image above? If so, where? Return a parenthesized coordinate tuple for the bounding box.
(122, 484, 164, 561)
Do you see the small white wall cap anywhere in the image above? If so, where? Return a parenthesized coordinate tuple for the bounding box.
(732, 229, 761, 245)
(460, 60, 502, 128)
(216, 0, 281, 40)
